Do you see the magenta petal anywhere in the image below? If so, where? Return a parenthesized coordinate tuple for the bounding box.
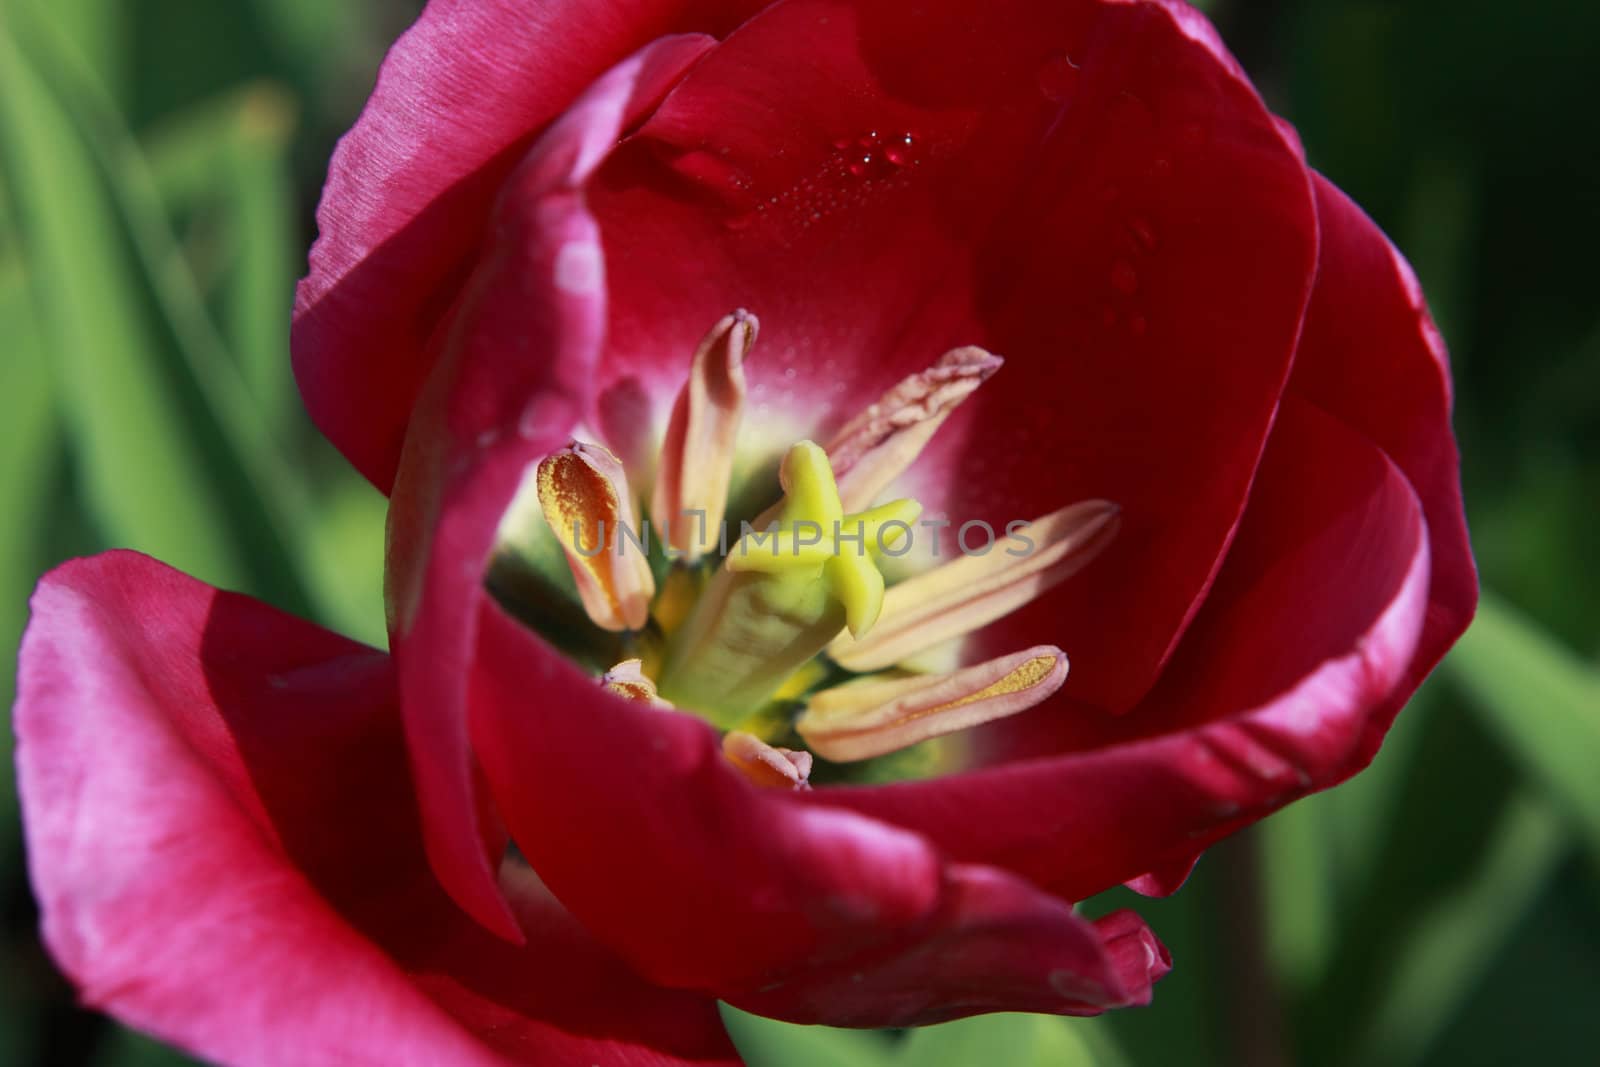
(15, 552, 736, 1067)
(383, 34, 717, 942)
(809, 397, 1433, 900)
(1123, 853, 1202, 898)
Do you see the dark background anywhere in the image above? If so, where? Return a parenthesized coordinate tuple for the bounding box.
(2, 1, 1597, 1064)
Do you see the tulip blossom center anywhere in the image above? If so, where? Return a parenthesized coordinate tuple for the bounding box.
(491, 311, 1120, 789)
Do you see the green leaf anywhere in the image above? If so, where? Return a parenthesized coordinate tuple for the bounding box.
(1341, 791, 1567, 1067)
(719, 1005, 892, 1067)
(1448, 593, 1600, 860)
(895, 1013, 1118, 1067)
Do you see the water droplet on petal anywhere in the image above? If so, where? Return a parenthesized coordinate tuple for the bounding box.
(884, 132, 917, 166)
(1110, 260, 1139, 295)
(673, 150, 753, 200)
(1126, 215, 1158, 251)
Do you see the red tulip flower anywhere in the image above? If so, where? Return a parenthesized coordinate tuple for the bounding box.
(15, 0, 1475, 1063)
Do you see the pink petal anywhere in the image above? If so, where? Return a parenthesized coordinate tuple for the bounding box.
(15, 552, 736, 1066)
(469, 595, 1165, 1022)
(584, 0, 1318, 713)
(383, 35, 716, 941)
(806, 397, 1433, 901)
(292, 0, 758, 491)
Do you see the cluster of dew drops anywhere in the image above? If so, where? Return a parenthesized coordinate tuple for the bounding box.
(726, 129, 925, 239)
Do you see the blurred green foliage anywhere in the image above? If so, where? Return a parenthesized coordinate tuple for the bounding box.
(1, 0, 1597, 1065)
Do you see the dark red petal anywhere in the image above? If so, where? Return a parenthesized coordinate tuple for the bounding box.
(15, 552, 736, 1066)
(1287, 172, 1477, 693)
(727, 869, 1169, 1026)
(384, 35, 716, 941)
(1123, 853, 1202, 897)
(292, 0, 757, 490)
(808, 398, 1432, 901)
(470, 596, 1164, 1023)
(585, 0, 1318, 711)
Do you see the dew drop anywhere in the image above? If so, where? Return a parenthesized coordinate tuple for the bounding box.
(884, 132, 917, 166)
(1036, 52, 1080, 103)
(1110, 260, 1139, 295)
(672, 149, 753, 200)
(1126, 215, 1158, 251)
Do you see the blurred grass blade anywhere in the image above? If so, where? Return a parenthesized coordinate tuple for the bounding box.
(0, 250, 60, 851)
(18, 0, 125, 96)
(141, 85, 303, 433)
(1261, 797, 1336, 996)
(719, 1006, 892, 1067)
(1449, 593, 1600, 858)
(0, 22, 249, 590)
(1343, 792, 1567, 1067)
(221, 88, 300, 434)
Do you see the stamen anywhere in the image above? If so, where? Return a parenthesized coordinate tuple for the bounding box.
(828, 346, 1004, 513)
(601, 658, 672, 707)
(722, 731, 814, 790)
(657, 441, 921, 722)
(828, 499, 1120, 672)
(536, 441, 656, 632)
(651, 310, 758, 562)
(797, 645, 1068, 761)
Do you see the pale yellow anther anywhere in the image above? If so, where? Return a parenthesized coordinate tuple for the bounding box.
(724, 441, 921, 637)
(722, 730, 813, 790)
(829, 499, 1120, 671)
(601, 659, 672, 707)
(537, 441, 656, 632)
(828, 346, 1004, 512)
(797, 645, 1069, 762)
(652, 311, 758, 562)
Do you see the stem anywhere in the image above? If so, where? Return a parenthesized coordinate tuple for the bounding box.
(1216, 827, 1289, 1067)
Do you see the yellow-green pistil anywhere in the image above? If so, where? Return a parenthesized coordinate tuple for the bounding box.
(656, 441, 920, 725)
